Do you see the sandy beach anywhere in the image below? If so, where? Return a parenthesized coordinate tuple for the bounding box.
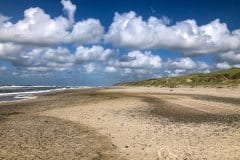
(0, 87, 240, 160)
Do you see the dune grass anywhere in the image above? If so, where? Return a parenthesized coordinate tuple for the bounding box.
(116, 68, 240, 88)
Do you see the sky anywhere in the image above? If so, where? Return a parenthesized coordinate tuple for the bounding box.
(0, 0, 240, 86)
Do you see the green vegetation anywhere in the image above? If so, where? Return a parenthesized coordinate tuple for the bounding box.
(115, 68, 240, 88)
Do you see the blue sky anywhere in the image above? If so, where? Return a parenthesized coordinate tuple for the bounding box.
(0, 0, 240, 86)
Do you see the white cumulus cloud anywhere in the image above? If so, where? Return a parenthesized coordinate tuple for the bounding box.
(218, 50, 240, 65)
(216, 62, 232, 70)
(104, 66, 117, 73)
(118, 50, 162, 69)
(83, 63, 96, 73)
(0, 0, 104, 46)
(164, 57, 210, 76)
(167, 57, 209, 70)
(61, 0, 76, 25)
(69, 19, 104, 45)
(13, 47, 75, 72)
(104, 11, 240, 55)
(0, 43, 22, 60)
(75, 45, 116, 63)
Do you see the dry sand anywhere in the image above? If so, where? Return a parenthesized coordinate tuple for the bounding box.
(1, 87, 240, 159)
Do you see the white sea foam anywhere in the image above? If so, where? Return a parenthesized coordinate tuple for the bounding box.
(0, 86, 93, 103)
(0, 88, 65, 96)
(0, 85, 57, 89)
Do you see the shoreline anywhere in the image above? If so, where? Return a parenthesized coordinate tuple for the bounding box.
(1, 87, 240, 159)
(0, 86, 97, 103)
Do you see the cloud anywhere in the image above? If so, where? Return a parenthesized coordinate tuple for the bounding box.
(0, 0, 106, 74)
(118, 50, 162, 69)
(0, 43, 117, 74)
(0, 7, 70, 45)
(0, 65, 7, 72)
(61, 0, 76, 25)
(104, 11, 240, 55)
(0, 0, 104, 46)
(169, 57, 197, 70)
(102, 51, 210, 79)
(83, 63, 96, 73)
(0, 43, 22, 60)
(103, 50, 163, 79)
(217, 50, 240, 65)
(75, 45, 116, 63)
(164, 57, 210, 76)
(0, 41, 213, 81)
(0, 14, 10, 24)
(216, 61, 240, 70)
(69, 19, 104, 45)
(12, 47, 75, 72)
(215, 50, 240, 69)
(104, 66, 117, 73)
(216, 62, 232, 70)
(0, 0, 107, 75)
(167, 57, 209, 70)
(0, 43, 73, 72)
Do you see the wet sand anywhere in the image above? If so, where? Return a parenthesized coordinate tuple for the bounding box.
(0, 87, 240, 159)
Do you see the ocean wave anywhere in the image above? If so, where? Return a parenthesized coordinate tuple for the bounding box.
(0, 86, 93, 103)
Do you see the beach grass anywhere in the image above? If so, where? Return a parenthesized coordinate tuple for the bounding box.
(115, 68, 240, 88)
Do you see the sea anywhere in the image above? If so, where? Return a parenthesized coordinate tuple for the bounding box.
(0, 85, 89, 103)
